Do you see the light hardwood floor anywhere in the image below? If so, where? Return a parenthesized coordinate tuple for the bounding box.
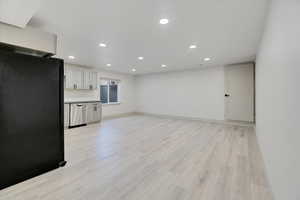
(0, 115, 273, 200)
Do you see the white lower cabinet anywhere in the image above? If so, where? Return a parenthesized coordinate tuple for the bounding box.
(86, 103, 102, 123)
(64, 104, 69, 128)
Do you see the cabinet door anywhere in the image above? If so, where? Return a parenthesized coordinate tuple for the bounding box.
(83, 71, 89, 90)
(64, 104, 69, 127)
(95, 103, 102, 122)
(86, 103, 101, 123)
(91, 72, 98, 89)
(91, 103, 102, 122)
(73, 69, 84, 89)
(84, 71, 98, 90)
(86, 103, 94, 123)
(64, 68, 73, 89)
(84, 71, 92, 90)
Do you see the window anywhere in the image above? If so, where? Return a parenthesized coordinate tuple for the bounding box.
(100, 79, 120, 104)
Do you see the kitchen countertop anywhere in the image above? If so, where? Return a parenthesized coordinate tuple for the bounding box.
(64, 100, 102, 104)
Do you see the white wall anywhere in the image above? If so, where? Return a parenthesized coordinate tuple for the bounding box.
(256, 0, 300, 199)
(64, 64, 136, 118)
(135, 67, 225, 120)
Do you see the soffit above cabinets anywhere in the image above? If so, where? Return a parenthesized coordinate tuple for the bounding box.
(0, 0, 42, 28)
(0, 23, 57, 56)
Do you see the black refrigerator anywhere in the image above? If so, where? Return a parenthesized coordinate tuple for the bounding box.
(0, 50, 66, 190)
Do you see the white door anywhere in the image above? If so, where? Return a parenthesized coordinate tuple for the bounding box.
(224, 63, 254, 122)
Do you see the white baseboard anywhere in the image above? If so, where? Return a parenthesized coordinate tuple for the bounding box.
(134, 112, 255, 127)
(102, 112, 137, 120)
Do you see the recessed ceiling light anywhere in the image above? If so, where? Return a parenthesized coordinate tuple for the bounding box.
(68, 56, 75, 59)
(132, 68, 136, 72)
(99, 43, 107, 47)
(138, 57, 144, 60)
(189, 45, 197, 49)
(161, 64, 167, 68)
(106, 64, 111, 67)
(204, 57, 211, 61)
(159, 19, 169, 24)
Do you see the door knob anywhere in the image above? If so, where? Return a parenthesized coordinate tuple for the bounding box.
(225, 94, 230, 97)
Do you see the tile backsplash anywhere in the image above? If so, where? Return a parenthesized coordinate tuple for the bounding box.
(64, 89, 100, 102)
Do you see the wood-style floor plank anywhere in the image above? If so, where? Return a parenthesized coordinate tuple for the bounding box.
(0, 115, 273, 200)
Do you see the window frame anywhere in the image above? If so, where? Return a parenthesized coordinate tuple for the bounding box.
(100, 78, 121, 105)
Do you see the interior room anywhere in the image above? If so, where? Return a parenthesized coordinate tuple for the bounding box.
(0, 0, 299, 200)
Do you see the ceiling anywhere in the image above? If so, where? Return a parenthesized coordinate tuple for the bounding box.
(0, 0, 42, 28)
(28, 0, 269, 74)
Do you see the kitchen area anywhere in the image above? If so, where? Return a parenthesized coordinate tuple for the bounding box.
(0, 20, 133, 190)
(63, 61, 135, 128)
(64, 64, 102, 128)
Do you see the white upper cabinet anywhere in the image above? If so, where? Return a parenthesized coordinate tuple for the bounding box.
(71, 68, 84, 89)
(84, 71, 98, 90)
(65, 65, 98, 90)
(64, 67, 72, 89)
(91, 72, 98, 89)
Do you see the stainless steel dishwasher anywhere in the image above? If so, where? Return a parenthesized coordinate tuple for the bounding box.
(70, 103, 87, 127)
